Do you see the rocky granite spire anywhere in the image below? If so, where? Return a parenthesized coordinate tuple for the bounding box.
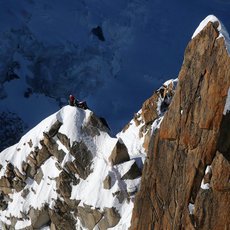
(130, 16, 230, 230)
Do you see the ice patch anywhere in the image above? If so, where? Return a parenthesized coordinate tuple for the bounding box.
(157, 96, 164, 115)
(223, 88, 230, 115)
(188, 203, 195, 215)
(14, 219, 32, 229)
(205, 165, 212, 174)
(200, 165, 211, 190)
(151, 116, 164, 132)
(163, 78, 178, 88)
(192, 15, 230, 55)
(201, 180, 210, 190)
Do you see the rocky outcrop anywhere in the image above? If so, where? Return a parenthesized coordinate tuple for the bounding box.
(97, 207, 121, 229)
(57, 132, 70, 150)
(83, 113, 110, 136)
(121, 161, 141, 180)
(49, 199, 76, 230)
(74, 205, 120, 230)
(56, 170, 72, 199)
(141, 80, 176, 125)
(76, 205, 103, 230)
(103, 174, 112, 190)
(119, 77, 177, 156)
(0, 192, 7, 211)
(46, 120, 63, 138)
(0, 177, 11, 194)
(109, 139, 130, 165)
(130, 21, 230, 229)
(43, 134, 65, 163)
(70, 141, 93, 179)
(29, 206, 50, 229)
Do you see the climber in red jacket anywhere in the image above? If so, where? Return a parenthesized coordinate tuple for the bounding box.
(69, 95, 76, 106)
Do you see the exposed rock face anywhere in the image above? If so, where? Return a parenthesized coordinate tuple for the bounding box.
(130, 21, 230, 230)
(70, 141, 93, 179)
(57, 132, 70, 150)
(103, 175, 112, 190)
(109, 139, 130, 165)
(76, 205, 103, 230)
(49, 199, 76, 230)
(46, 120, 63, 138)
(43, 134, 65, 163)
(0, 192, 7, 211)
(0, 177, 11, 194)
(82, 113, 110, 136)
(75, 205, 120, 230)
(141, 80, 176, 125)
(56, 170, 72, 199)
(120, 77, 177, 155)
(121, 161, 141, 180)
(97, 207, 121, 229)
(29, 206, 50, 229)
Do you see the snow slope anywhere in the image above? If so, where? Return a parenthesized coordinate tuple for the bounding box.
(0, 106, 90, 175)
(0, 105, 142, 229)
(0, 76, 177, 229)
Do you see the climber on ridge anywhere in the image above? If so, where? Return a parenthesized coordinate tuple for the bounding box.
(69, 94, 76, 106)
(68, 94, 88, 110)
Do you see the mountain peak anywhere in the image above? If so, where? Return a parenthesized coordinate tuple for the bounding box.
(192, 15, 230, 55)
(0, 75, 177, 229)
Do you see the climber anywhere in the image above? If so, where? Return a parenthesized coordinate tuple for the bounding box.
(76, 100, 88, 110)
(68, 94, 88, 110)
(69, 95, 76, 106)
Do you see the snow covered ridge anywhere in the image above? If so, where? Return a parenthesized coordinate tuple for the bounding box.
(192, 15, 230, 55)
(0, 105, 145, 229)
(0, 80, 176, 229)
(0, 78, 178, 229)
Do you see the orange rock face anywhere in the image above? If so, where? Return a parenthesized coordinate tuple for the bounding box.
(130, 22, 230, 230)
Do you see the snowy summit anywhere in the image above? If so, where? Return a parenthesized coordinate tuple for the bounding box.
(192, 15, 230, 55)
(0, 75, 177, 229)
